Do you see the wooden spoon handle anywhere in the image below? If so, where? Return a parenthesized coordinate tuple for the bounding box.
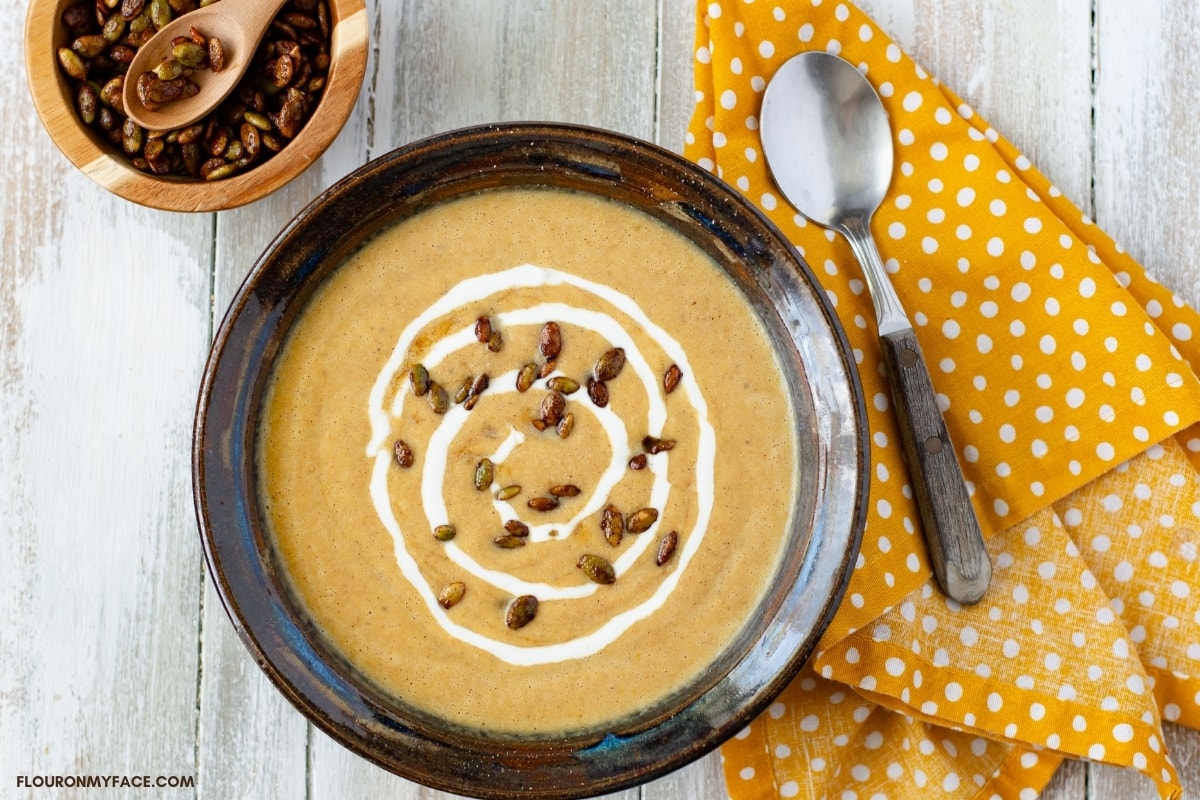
(879, 326, 992, 604)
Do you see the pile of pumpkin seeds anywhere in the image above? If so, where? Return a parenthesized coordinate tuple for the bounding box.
(56, 0, 331, 180)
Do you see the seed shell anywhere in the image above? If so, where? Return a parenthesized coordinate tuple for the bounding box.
(577, 554, 616, 585)
(505, 595, 539, 629)
(627, 507, 659, 534)
(438, 582, 466, 609)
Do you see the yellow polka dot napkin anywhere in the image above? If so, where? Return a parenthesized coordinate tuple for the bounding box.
(684, 1, 1200, 797)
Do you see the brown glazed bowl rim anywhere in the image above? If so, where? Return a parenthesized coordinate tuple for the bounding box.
(192, 122, 869, 798)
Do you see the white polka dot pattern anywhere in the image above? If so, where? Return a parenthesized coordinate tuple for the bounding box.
(686, 1, 1200, 798)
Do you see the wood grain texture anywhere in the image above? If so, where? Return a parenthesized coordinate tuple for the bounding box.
(4, 0, 1200, 798)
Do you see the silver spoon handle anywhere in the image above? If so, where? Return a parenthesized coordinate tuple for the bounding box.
(843, 219, 992, 605)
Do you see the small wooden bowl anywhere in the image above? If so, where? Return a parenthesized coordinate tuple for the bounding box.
(24, 0, 368, 212)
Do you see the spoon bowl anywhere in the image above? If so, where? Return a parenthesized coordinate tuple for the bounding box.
(122, 0, 289, 131)
(761, 51, 992, 605)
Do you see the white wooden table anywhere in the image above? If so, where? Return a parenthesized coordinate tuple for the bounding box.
(5, 1, 1200, 797)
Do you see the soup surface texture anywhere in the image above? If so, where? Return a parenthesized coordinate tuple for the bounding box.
(258, 187, 799, 735)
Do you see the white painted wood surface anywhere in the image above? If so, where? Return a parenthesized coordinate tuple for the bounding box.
(4, 0, 1199, 797)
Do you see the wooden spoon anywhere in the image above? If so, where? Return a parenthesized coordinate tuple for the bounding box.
(122, 0, 290, 131)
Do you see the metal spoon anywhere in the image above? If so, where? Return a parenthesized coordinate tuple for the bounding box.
(760, 51, 991, 604)
(122, 0, 289, 131)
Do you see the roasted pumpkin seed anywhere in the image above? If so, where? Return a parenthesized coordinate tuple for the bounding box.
(493, 535, 526, 549)
(663, 364, 683, 394)
(538, 322, 562, 359)
(454, 376, 472, 404)
(549, 484, 581, 498)
(427, 382, 449, 414)
(538, 359, 557, 379)
(474, 458, 494, 491)
(434, 524, 457, 541)
(437, 581, 466, 609)
(593, 347, 626, 382)
(409, 364, 430, 396)
(474, 315, 492, 343)
(505, 595, 538, 629)
(496, 485, 522, 501)
(527, 496, 559, 512)
(540, 390, 565, 425)
(546, 376, 580, 395)
(487, 330, 504, 352)
(586, 377, 609, 408)
(600, 504, 623, 547)
(655, 531, 679, 566)
(642, 436, 676, 454)
(516, 363, 537, 393)
(627, 507, 659, 534)
(503, 519, 530, 537)
(577, 554, 616, 585)
(628, 453, 647, 470)
(556, 413, 574, 439)
(207, 36, 225, 71)
(392, 439, 414, 468)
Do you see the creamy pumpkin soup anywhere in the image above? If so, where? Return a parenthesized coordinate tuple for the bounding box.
(257, 187, 800, 735)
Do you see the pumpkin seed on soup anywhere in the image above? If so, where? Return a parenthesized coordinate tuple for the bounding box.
(427, 382, 449, 414)
(592, 347, 626, 382)
(527, 496, 559, 512)
(505, 595, 539, 629)
(577, 554, 616, 585)
(546, 376, 579, 394)
(438, 582, 466, 609)
(539, 322, 562, 359)
(549, 484, 581, 497)
(474, 315, 492, 343)
(656, 531, 679, 566)
(556, 413, 574, 439)
(600, 504, 623, 547)
(392, 439, 414, 468)
(504, 520, 530, 537)
(496, 485, 522, 501)
(494, 535, 526, 549)
(663, 364, 683, 394)
(586, 377, 609, 408)
(433, 524, 456, 541)
(627, 508, 659, 534)
(642, 436, 676, 454)
(474, 458, 494, 491)
(516, 363, 537, 393)
(409, 364, 430, 396)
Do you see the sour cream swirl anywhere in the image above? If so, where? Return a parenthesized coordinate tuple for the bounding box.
(365, 264, 715, 666)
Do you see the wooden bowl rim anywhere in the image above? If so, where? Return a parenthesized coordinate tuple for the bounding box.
(24, 0, 368, 212)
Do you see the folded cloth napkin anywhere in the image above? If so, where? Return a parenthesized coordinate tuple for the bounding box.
(685, 1, 1200, 797)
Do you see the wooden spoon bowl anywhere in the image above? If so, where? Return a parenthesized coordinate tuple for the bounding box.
(25, 0, 368, 212)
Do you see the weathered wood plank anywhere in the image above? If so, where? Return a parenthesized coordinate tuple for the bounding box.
(1, 4, 212, 790)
